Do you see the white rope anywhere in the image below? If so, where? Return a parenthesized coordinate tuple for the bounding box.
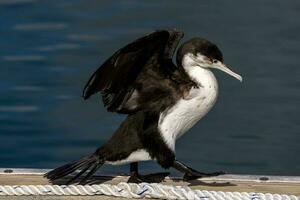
(0, 182, 298, 200)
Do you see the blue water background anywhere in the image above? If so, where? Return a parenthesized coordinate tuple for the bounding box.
(0, 0, 299, 176)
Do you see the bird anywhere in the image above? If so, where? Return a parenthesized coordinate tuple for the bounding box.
(45, 29, 242, 184)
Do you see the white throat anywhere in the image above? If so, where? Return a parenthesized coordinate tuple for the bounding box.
(182, 53, 218, 88)
(158, 54, 219, 152)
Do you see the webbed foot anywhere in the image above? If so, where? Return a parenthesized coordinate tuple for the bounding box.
(128, 171, 170, 183)
(172, 160, 225, 181)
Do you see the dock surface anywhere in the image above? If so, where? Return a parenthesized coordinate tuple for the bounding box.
(0, 168, 299, 199)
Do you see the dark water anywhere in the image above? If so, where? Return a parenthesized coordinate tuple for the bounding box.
(0, 0, 299, 176)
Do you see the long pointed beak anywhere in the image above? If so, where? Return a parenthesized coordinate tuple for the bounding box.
(213, 62, 243, 82)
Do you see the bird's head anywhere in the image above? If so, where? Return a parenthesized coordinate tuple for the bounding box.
(176, 38, 242, 82)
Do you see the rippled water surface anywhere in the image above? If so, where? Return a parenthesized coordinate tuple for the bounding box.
(0, 0, 299, 176)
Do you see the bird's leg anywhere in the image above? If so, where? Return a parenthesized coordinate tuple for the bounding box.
(172, 160, 225, 181)
(128, 162, 169, 183)
(130, 161, 139, 174)
(128, 162, 145, 183)
(128, 162, 151, 183)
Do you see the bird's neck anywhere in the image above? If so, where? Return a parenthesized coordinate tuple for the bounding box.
(182, 56, 218, 88)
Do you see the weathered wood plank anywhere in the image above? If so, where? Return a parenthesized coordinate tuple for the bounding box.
(0, 168, 299, 197)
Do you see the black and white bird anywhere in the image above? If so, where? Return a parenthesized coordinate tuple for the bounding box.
(45, 29, 242, 184)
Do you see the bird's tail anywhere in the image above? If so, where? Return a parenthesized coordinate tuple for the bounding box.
(44, 154, 105, 184)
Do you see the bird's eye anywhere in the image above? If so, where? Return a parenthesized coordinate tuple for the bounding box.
(212, 59, 218, 63)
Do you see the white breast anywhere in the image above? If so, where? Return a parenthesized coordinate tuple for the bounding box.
(158, 66, 218, 152)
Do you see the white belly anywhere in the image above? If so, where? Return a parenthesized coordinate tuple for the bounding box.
(106, 149, 151, 165)
(158, 67, 218, 151)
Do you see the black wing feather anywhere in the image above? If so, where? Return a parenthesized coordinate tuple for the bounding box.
(83, 29, 184, 113)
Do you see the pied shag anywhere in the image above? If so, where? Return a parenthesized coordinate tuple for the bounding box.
(45, 29, 242, 184)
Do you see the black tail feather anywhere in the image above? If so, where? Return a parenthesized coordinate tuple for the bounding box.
(79, 162, 102, 185)
(46, 157, 89, 180)
(45, 154, 104, 184)
(66, 162, 94, 184)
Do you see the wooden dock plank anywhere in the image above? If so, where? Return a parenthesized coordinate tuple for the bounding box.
(0, 173, 299, 196)
(0, 168, 299, 200)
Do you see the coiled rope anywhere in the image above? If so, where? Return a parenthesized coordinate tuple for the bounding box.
(0, 182, 299, 200)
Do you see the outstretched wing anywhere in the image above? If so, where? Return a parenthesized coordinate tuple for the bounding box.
(83, 29, 184, 113)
